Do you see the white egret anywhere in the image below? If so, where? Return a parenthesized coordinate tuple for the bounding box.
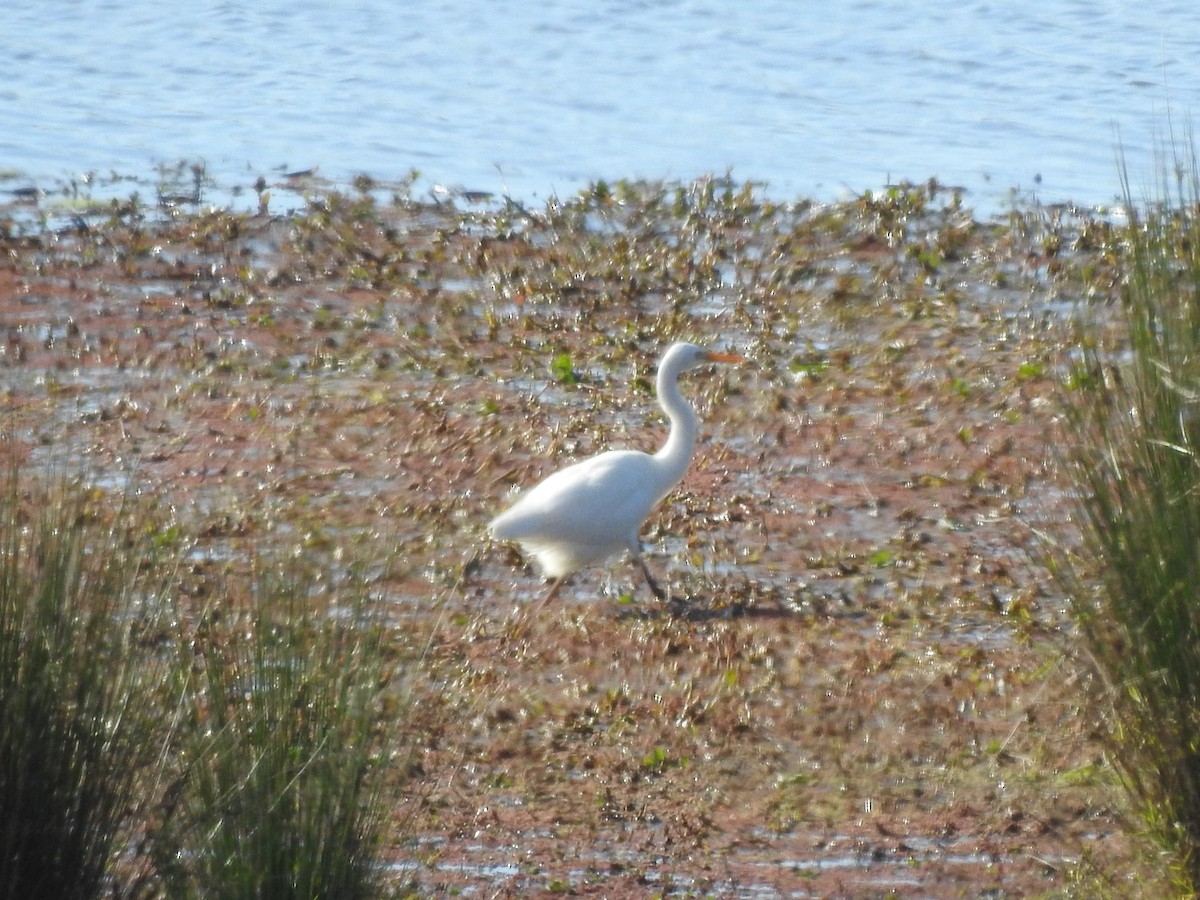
(489, 342, 743, 601)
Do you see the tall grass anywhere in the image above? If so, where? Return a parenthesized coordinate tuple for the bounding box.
(152, 552, 395, 899)
(0, 464, 175, 899)
(0, 454, 408, 896)
(1057, 142, 1200, 891)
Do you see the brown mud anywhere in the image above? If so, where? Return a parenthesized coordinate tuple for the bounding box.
(0, 171, 1155, 896)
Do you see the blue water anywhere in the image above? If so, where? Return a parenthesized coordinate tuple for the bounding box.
(3, 0, 1197, 213)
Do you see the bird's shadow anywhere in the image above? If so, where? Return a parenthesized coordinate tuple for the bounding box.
(613, 594, 797, 622)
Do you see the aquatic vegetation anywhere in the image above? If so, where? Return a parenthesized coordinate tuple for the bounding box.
(0, 164, 1176, 894)
(1053, 146, 1200, 895)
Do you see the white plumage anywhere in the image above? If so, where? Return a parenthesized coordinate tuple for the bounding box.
(489, 341, 742, 601)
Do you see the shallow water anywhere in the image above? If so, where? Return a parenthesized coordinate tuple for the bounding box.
(5, 0, 1198, 212)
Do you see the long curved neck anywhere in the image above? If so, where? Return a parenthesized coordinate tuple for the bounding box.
(653, 355, 699, 486)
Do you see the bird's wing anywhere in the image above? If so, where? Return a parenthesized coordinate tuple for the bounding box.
(490, 450, 665, 544)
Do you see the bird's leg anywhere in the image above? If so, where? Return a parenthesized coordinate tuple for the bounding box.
(542, 575, 567, 603)
(635, 555, 667, 601)
(517, 575, 567, 637)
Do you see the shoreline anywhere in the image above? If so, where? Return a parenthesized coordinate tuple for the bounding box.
(0, 162, 1126, 228)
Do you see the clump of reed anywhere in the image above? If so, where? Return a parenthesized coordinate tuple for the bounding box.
(1056, 142, 1200, 892)
(150, 551, 396, 899)
(0, 456, 404, 898)
(0, 464, 175, 899)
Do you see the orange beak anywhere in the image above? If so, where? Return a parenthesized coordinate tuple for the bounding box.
(704, 350, 745, 364)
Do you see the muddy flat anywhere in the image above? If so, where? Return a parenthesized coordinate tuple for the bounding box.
(0, 174, 1153, 896)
